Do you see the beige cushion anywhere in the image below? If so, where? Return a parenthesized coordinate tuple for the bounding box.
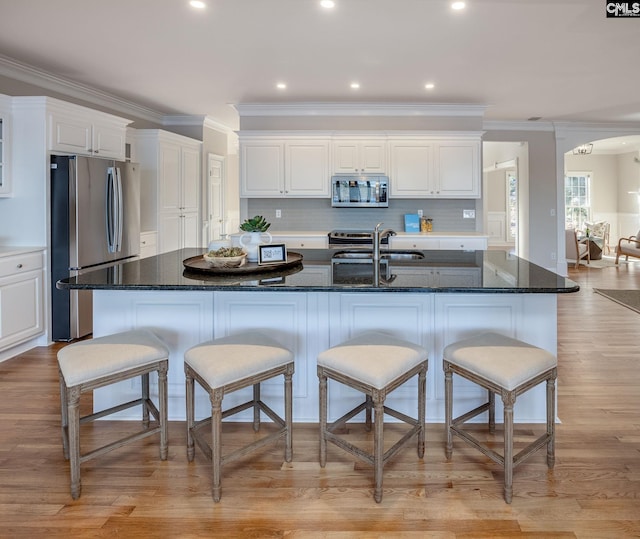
(58, 329, 169, 387)
(444, 332, 556, 391)
(184, 332, 293, 389)
(317, 332, 427, 390)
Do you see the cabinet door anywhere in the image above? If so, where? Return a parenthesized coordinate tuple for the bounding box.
(158, 142, 181, 212)
(360, 141, 386, 172)
(182, 211, 200, 248)
(389, 142, 433, 197)
(92, 123, 126, 159)
(158, 212, 182, 253)
(285, 141, 330, 196)
(435, 141, 480, 198)
(0, 106, 9, 196)
(332, 140, 386, 173)
(181, 146, 200, 212)
(332, 141, 360, 173)
(49, 113, 92, 154)
(0, 270, 43, 351)
(241, 142, 284, 196)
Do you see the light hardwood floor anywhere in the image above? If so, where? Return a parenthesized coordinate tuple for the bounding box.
(0, 260, 639, 538)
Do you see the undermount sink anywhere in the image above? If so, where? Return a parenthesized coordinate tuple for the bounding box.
(332, 250, 425, 261)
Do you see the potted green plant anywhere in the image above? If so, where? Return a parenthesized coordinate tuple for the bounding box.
(240, 215, 271, 232)
(239, 215, 273, 262)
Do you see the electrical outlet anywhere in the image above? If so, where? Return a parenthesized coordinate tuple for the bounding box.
(463, 209, 476, 219)
(276, 209, 282, 218)
(417, 209, 423, 217)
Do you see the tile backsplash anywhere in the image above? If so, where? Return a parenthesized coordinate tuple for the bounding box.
(247, 198, 478, 232)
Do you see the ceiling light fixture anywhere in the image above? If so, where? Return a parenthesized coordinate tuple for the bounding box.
(572, 144, 593, 155)
(425, 83, 435, 90)
(451, 1, 466, 10)
(189, 0, 206, 8)
(276, 82, 287, 90)
(350, 82, 360, 89)
(320, 0, 335, 8)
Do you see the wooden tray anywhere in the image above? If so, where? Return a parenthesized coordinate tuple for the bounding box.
(183, 251, 303, 274)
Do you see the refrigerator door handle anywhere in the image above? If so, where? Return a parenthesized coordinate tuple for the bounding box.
(115, 166, 124, 252)
(106, 167, 117, 253)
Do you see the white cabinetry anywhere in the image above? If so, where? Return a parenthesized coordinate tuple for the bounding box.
(390, 235, 487, 250)
(389, 136, 481, 198)
(137, 130, 202, 253)
(139, 231, 158, 259)
(332, 139, 387, 174)
(0, 249, 44, 352)
(0, 94, 11, 196)
(240, 137, 330, 197)
(48, 100, 129, 160)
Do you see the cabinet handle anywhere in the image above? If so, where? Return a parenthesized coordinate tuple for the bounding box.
(16, 263, 23, 269)
(94, 150, 99, 154)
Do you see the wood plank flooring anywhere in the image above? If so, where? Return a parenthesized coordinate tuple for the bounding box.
(0, 260, 639, 538)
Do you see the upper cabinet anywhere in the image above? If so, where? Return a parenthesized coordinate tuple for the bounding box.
(136, 130, 202, 253)
(0, 94, 11, 196)
(389, 136, 481, 198)
(331, 139, 387, 174)
(240, 136, 330, 197)
(49, 102, 129, 160)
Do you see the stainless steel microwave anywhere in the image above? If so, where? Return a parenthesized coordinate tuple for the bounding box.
(331, 175, 389, 208)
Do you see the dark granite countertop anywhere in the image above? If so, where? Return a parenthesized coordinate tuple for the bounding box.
(57, 248, 579, 294)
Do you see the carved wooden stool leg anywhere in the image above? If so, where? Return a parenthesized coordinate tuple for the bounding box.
(284, 364, 293, 463)
(185, 368, 195, 462)
(59, 369, 70, 460)
(142, 372, 150, 427)
(444, 366, 453, 460)
(253, 383, 261, 432)
(319, 368, 328, 468)
(67, 385, 82, 500)
(373, 394, 384, 504)
(502, 391, 515, 504)
(158, 363, 168, 460)
(547, 374, 556, 469)
(417, 367, 426, 458)
(211, 388, 224, 502)
(488, 390, 496, 434)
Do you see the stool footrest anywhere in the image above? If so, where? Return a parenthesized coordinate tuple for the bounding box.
(80, 424, 162, 464)
(79, 397, 158, 424)
(451, 425, 553, 469)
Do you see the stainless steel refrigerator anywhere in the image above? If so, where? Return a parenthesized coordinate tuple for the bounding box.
(50, 155, 140, 341)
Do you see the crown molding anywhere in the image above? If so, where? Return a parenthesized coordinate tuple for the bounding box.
(163, 114, 234, 134)
(0, 53, 165, 124)
(234, 102, 488, 117)
(483, 120, 555, 132)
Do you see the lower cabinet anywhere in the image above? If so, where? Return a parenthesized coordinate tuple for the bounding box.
(0, 250, 44, 352)
(391, 235, 488, 250)
(139, 231, 158, 259)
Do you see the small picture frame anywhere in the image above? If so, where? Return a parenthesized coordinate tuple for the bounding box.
(258, 243, 287, 265)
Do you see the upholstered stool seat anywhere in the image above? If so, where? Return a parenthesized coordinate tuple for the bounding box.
(443, 332, 557, 503)
(184, 332, 294, 502)
(57, 329, 169, 499)
(317, 332, 428, 503)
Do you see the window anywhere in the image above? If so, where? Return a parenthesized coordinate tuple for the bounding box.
(565, 172, 591, 230)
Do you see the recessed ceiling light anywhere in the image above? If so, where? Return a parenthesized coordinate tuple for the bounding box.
(276, 82, 287, 90)
(189, 0, 206, 8)
(320, 0, 336, 8)
(350, 82, 360, 89)
(451, 1, 466, 10)
(425, 83, 435, 90)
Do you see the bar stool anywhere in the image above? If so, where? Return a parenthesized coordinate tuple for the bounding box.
(184, 332, 294, 502)
(443, 332, 557, 503)
(317, 332, 428, 503)
(57, 329, 169, 499)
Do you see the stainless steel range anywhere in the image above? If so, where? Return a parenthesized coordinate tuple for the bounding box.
(327, 230, 390, 248)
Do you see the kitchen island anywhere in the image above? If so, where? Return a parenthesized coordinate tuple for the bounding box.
(58, 247, 578, 423)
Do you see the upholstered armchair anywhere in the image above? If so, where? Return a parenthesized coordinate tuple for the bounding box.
(566, 229, 589, 269)
(583, 221, 610, 255)
(615, 230, 640, 264)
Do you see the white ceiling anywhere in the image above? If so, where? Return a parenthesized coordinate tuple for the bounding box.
(0, 0, 639, 142)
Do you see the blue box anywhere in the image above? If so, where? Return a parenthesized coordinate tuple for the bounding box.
(404, 214, 420, 233)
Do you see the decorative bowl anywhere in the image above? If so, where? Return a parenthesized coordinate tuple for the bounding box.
(203, 248, 247, 268)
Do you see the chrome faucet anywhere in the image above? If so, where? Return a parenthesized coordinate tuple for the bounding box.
(373, 222, 397, 262)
